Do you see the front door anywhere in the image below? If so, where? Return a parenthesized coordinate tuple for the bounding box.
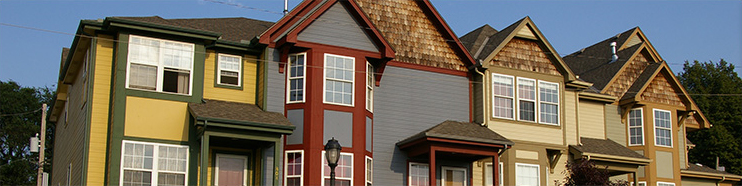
(442, 167, 467, 186)
(215, 154, 248, 186)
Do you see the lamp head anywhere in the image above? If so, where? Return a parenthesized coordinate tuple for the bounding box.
(324, 137, 342, 167)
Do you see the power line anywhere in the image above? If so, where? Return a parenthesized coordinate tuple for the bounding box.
(0, 107, 43, 117)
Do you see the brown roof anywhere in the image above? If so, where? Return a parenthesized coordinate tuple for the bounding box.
(188, 99, 292, 128)
(685, 163, 741, 177)
(563, 27, 642, 91)
(459, 24, 498, 59)
(115, 16, 274, 43)
(620, 62, 661, 101)
(471, 17, 525, 61)
(571, 137, 648, 160)
(398, 120, 513, 146)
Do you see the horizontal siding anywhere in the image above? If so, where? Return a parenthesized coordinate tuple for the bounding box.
(373, 66, 469, 186)
(203, 51, 258, 104)
(578, 100, 605, 139)
(51, 56, 87, 186)
(298, 2, 379, 52)
(488, 121, 563, 145)
(124, 96, 189, 141)
(604, 104, 625, 145)
(87, 35, 114, 186)
(564, 91, 577, 145)
(265, 48, 285, 113)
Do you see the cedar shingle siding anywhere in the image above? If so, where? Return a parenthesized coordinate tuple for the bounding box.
(605, 50, 652, 97)
(490, 38, 561, 76)
(640, 72, 686, 107)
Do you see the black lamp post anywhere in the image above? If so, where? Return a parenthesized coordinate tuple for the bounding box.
(325, 137, 342, 186)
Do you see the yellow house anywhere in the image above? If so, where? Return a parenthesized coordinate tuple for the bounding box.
(48, 16, 294, 186)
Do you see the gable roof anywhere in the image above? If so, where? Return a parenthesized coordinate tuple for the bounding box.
(459, 24, 498, 59)
(188, 99, 294, 130)
(683, 163, 742, 180)
(397, 120, 513, 146)
(570, 137, 650, 164)
(115, 16, 274, 43)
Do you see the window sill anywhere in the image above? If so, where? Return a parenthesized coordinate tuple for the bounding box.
(489, 117, 561, 128)
(215, 83, 243, 90)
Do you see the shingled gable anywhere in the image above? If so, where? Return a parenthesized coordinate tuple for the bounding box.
(258, 0, 394, 59)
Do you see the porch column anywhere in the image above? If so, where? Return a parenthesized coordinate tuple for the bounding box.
(200, 133, 210, 186)
(493, 156, 499, 186)
(430, 147, 436, 186)
(633, 172, 638, 186)
(273, 140, 281, 186)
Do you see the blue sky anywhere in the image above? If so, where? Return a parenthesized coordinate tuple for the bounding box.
(1, 0, 740, 88)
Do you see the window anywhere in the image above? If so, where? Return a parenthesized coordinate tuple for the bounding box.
(366, 63, 374, 112)
(408, 163, 429, 186)
(657, 182, 675, 186)
(322, 152, 352, 186)
(441, 167, 467, 186)
(485, 162, 503, 186)
(628, 108, 644, 146)
(285, 151, 303, 186)
(630, 182, 646, 186)
(516, 163, 539, 186)
(324, 54, 355, 106)
(365, 156, 373, 186)
(120, 140, 188, 186)
(539, 81, 559, 125)
(492, 73, 514, 119)
(217, 54, 241, 86)
(287, 53, 306, 103)
(654, 109, 672, 147)
(127, 35, 194, 95)
(517, 78, 536, 122)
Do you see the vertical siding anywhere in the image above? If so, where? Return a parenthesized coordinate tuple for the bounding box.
(202, 51, 258, 104)
(265, 48, 285, 113)
(564, 92, 577, 145)
(578, 100, 605, 139)
(373, 66, 469, 186)
(87, 35, 114, 186)
(605, 104, 626, 146)
(297, 2, 379, 53)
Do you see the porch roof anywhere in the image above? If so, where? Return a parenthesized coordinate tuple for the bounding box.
(188, 99, 294, 132)
(570, 137, 650, 165)
(397, 120, 513, 147)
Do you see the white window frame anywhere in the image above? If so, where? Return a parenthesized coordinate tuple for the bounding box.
(287, 53, 307, 103)
(321, 151, 353, 186)
(499, 162, 503, 186)
(485, 162, 503, 186)
(441, 166, 467, 186)
(538, 80, 560, 125)
(125, 35, 194, 95)
(517, 77, 537, 122)
(408, 162, 430, 186)
(214, 154, 248, 186)
(284, 150, 303, 186)
(119, 140, 189, 186)
(365, 156, 373, 186)
(323, 53, 355, 106)
(366, 62, 374, 112)
(491, 73, 515, 120)
(628, 108, 644, 146)
(515, 163, 540, 186)
(630, 181, 646, 186)
(216, 53, 242, 87)
(657, 181, 675, 186)
(653, 109, 673, 147)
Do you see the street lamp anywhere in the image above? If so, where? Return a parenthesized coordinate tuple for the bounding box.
(325, 137, 342, 186)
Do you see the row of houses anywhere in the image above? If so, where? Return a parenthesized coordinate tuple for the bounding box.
(47, 0, 740, 186)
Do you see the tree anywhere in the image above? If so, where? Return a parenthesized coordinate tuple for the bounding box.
(0, 80, 55, 185)
(678, 59, 742, 175)
(558, 159, 629, 186)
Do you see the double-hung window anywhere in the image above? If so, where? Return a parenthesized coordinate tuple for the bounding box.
(285, 150, 303, 186)
(322, 152, 352, 186)
(517, 78, 536, 122)
(127, 35, 194, 95)
(287, 53, 306, 103)
(515, 163, 539, 186)
(324, 54, 354, 106)
(408, 163, 429, 186)
(121, 140, 188, 186)
(492, 73, 514, 119)
(217, 54, 241, 86)
(654, 109, 672, 147)
(657, 182, 675, 186)
(365, 156, 373, 186)
(366, 63, 374, 112)
(484, 162, 503, 186)
(539, 81, 559, 125)
(628, 108, 644, 146)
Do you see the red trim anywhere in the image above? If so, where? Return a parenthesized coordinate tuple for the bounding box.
(426, 137, 506, 148)
(259, 0, 317, 45)
(295, 42, 384, 59)
(386, 61, 469, 77)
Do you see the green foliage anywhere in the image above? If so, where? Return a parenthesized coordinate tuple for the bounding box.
(678, 59, 742, 175)
(0, 80, 55, 185)
(558, 159, 628, 186)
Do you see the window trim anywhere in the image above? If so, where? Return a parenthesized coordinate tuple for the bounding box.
(538, 80, 560, 125)
(653, 109, 673, 148)
(365, 156, 373, 186)
(119, 140, 189, 186)
(214, 153, 248, 186)
(657, 181, 675, 186)
(216, 53, 242, 87)
(441, 166, 467, 186)
(628, 108, 644, 146)
(491, 73, 515, 120)
(125, 35, 195, 95)
(484, 162, 503, 186)
(515, 163, 540, 186)
(630, 181, 647, 186)
(321, 151, 353, 186)
(322, 53, 355, 107)
(284, 150, 304, 186)
(408, 162, 430, 186)
(366, 62, 374, 112)
(516, 77, 537, 123)
(287, 53, 307, 103)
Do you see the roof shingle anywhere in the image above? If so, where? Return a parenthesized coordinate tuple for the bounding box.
(398, 120, 513, 146)
(571, 137, 648, 160)
(188, 99, 292, 128)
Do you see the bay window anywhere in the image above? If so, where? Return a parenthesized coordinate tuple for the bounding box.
(322, 152, 352, 186)
(121, 140, 188, 186)
(127, 35, 194, 95)
(285, 150, 303, 186)
(628, 108, 644, 146)
(366, 62, 374, 112)
(287, 53, 306, 103)
(654, 109, 672, 147)
(324, 54, 355, 106)
(366, 156, 373, 186)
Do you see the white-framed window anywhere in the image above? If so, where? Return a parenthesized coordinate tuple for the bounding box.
(217, 54, 242, 86)
(517, 78, 536, 122)
(654, 109, 672, 147)
(492, 73, 514, 119)
(408, 162, 429, 186)
(322, 151, 352, 186)
(657, 181, 675, 186)
(539, 81, 559, 125)
(323, 54, 355, 106)
(485, 162, 503, 186)
(515, 163, 539, 186)
(365, 156, 373, 186)
(628, 108, 644, 146)
(630, 181, 646, 186)
(126, 35, 194, 95)
(441, 166, 467, 186)
(120, 140, 188, 186)
(287, 53, 306, 103)
(285, 150, 303, 186)
(366, 62, 374, 112)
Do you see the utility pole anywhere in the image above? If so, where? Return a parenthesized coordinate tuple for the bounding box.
(37, 103, 47, 186)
